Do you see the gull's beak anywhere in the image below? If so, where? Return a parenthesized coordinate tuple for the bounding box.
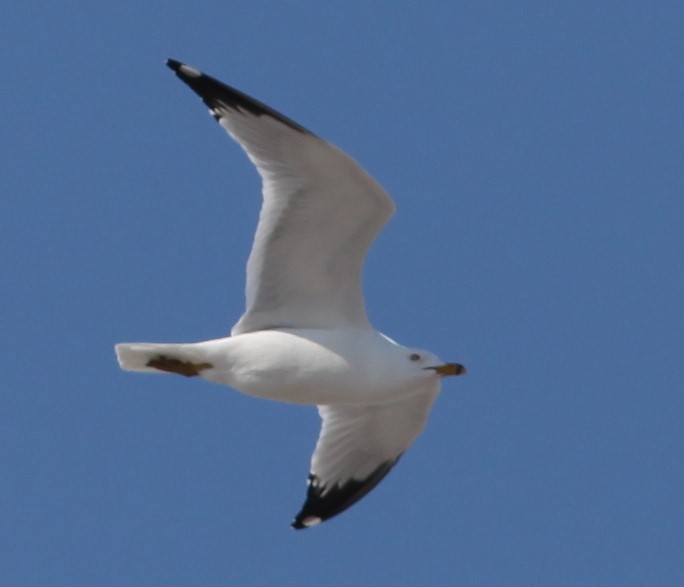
(426, 363, 467, 377)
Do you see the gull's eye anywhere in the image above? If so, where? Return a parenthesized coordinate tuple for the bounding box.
(409, 353, 421, 362)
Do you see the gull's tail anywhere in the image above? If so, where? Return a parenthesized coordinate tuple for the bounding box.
(116, 343, 183, 373)
(115, 342, 214, 377)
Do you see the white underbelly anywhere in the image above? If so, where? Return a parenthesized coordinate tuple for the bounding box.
(198, 328, 413, 406)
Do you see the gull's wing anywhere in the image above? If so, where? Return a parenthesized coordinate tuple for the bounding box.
(292, 390, 440, 529)
(166, 60, 395, 334)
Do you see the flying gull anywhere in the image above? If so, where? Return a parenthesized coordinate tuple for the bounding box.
(116, 59, 466, 529)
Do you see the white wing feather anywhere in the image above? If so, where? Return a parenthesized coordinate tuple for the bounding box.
(290, 390, 440, 527)
(313, 391, 439, 484)
(167, 61, 394, 334)
(227, 121, 394, 334)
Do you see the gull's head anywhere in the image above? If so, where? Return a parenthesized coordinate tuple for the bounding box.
(377, 334, 466, 383)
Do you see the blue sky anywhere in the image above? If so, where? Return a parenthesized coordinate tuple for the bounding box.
(3, 1, 683, 585)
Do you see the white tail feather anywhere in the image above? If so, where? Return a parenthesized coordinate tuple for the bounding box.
(115, 342, 191, 374)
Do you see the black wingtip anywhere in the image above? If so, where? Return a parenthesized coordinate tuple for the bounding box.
(165, 59, 204, 83)
(163, 59, 313, 135)
(291, 459, 400, 530)
(291, 518, 311, 530)
(166, 58, 182, 72)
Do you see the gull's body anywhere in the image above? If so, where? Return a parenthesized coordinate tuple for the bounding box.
(116, 60, 465, 529)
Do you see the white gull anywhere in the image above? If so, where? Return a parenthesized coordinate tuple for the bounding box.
(115, 59, 466, 529)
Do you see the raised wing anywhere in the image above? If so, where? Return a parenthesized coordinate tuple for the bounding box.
(292, 390, 440, 529)
(166, 60, 395, 334)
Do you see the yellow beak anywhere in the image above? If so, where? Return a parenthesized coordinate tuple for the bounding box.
(427, 363, 467, 377)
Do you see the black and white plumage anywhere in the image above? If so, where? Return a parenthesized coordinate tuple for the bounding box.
(116, 60, 466, 529)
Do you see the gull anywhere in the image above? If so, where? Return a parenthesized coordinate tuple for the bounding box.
(115, 59, 466, 529)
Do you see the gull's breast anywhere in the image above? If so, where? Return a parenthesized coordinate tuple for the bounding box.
(203, 328, 415, 406)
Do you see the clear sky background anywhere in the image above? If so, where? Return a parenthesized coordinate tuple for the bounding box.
(3, 2, 683, 585)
